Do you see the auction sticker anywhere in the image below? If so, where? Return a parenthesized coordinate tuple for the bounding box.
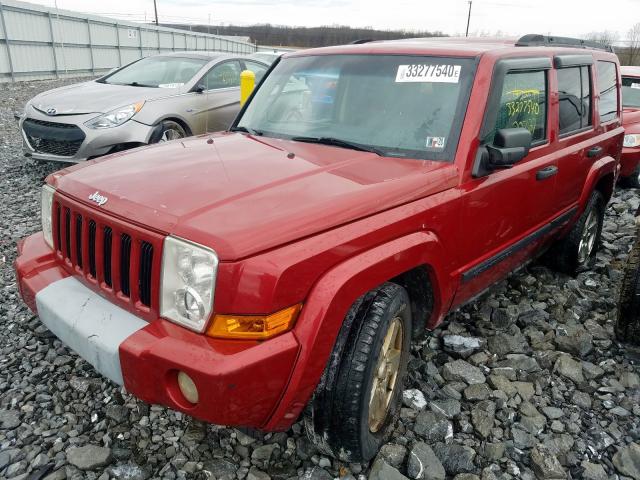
(396, 64, 461, 83)
(632, 83, 640, 89)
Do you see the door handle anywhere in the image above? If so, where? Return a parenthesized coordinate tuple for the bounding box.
(536, 165, 558, 181)
(587, 146, 603, 158)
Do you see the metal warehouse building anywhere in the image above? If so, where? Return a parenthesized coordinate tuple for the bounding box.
(0, 0, 257, 82)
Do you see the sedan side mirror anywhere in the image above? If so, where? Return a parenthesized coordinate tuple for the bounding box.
(195, 84, 206, 93)
(487, 128, 532, 168)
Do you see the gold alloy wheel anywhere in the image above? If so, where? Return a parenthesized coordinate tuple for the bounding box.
(368, 317, 404, 433)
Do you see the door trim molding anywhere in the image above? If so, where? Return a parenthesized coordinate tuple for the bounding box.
(461, 206, 578, 283)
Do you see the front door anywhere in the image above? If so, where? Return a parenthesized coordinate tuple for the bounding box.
(454, 59, 559, 306)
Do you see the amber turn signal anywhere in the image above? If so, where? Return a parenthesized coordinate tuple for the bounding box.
(206, 304, 302, 340)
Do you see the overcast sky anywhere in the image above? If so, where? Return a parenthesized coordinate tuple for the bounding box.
(23, 0, 640, 41)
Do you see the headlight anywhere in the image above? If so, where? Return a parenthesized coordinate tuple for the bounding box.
(84, 102, 144, 129)
(624, 134, 640, 148)
(41, 184, 55, 249)
(160, 236, 218, 332)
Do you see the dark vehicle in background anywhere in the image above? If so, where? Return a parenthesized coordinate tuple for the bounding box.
(18, 52, 268, 163)
(620, 66, 640, 187)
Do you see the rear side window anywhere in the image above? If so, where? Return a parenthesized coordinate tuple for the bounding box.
(244, 61, 268, 83)
(493, 70, 547, 143)
(557, 66, 592, 135)
(597, 61, 618, 122)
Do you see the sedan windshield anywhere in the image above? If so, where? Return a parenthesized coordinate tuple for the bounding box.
(622, 76, 640, 108)
(103, 56, 208, 88)
(237, 54, 476, 160)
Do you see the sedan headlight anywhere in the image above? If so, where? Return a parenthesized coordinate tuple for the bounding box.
(41, 184, 55, 249)
(85, 102, 144, 129)
(160, 236, 218, 332)
(624, 134, 640, 148)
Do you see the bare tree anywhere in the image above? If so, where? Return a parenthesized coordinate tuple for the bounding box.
(626, 23, 640, 66)
(585, 30, 620, 48)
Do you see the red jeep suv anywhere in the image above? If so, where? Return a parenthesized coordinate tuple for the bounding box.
(15, 35, 622, 462)
(620, 65, 640, 187)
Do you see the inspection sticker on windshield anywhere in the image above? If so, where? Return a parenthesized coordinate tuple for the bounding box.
(632, 83, 640, 89)
(396, 64, 461, 83)
(426, 136, 446, 149)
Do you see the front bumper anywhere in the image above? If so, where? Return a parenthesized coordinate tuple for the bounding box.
(19, 106, 156, 163)
(620, 146, 640, 178)
(15, 233, 300, 428)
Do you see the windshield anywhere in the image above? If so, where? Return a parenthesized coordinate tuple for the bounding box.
(102, 56, 208, 88)
(237, 54, 476, 160)
(622, 76, 640, 108)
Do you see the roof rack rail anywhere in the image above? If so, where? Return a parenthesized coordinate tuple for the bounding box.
(350, 39, 374, 44)
(515, 34, 615, 53)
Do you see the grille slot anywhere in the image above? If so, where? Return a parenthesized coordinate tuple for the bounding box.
(75, 215, 83, 269)
(139, 241, 153, 307)
(120, 234, 132, 297)
(64, 208, 71, 259)
(88, 220, 97, 277)
(104, 227, 113, 287)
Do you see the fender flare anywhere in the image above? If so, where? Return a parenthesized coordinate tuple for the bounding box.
(263, 230, 452, 431)
(577, 155, 617, 209)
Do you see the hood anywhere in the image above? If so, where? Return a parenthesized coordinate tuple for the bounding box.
(51, 133, 458, 260)
(623, 107, 640, 131)
(30, 80, 181, 115)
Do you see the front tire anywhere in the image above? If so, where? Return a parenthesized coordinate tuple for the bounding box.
(305, 283, 412, 462)
(616, 230, 640, 345)
(152, 120, 187, 143)
(621, 165, 640, 189)
(547, 190, 605, 275)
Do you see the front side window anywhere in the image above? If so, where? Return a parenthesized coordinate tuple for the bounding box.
(202, 61, 242, 90)
(598, 61, 618, 122)
(237, 55, 477, 161)
(558, 66, 592, 135)
(492, 70, 547, 144)
(244, 61, 269, 83)
(622, 76, 640, 108)
(102, 56, 207, 88)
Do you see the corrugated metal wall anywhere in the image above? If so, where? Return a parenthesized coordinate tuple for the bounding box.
(0, 0, 257, 82)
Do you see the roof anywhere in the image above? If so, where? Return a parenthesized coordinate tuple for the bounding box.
(286, 35, 617, 59)
(622, 66, 640, 77)
(159, 51, 231, 60)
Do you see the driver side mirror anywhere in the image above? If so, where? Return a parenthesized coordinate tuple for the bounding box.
(487, 128, 532, 168)
(195, 84, 206, 93)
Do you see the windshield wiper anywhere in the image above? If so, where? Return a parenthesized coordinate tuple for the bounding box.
(230, 126, 264, 136)
(125, 82, 157, 88)
(290, 136, 384, 156)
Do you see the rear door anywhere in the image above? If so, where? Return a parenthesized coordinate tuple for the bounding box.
(455, 57, 559, 305)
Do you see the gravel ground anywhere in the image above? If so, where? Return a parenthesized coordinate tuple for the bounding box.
(1, 78, 640, 480)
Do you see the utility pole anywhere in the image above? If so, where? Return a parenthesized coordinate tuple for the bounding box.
(465, 1, 472, 37)
(153, 0, 159, 25)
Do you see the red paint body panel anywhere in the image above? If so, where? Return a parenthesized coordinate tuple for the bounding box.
(16, 40, 624, 432)
(620, 67, 640, 178)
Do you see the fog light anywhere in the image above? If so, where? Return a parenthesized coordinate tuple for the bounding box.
(177, 371, 198, 404)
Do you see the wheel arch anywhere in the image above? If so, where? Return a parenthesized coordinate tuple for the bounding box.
(263, 230, 454, 431)
(578, 156, 617, 209)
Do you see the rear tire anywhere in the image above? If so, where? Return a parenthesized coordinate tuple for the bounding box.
(305, 283, 412, 462)
(546, 190, 605, 275)
(616, 231, 640, 345)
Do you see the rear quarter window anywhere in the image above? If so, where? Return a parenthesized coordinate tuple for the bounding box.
(597, 60, 619, 122)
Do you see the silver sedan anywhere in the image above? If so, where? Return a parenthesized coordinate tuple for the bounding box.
(19, 52, 269, 162)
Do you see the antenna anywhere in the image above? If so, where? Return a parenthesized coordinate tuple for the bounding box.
(465, 1, 472, 37)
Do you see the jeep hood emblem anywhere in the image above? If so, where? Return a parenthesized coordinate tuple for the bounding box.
(88, 191, 108, 206)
